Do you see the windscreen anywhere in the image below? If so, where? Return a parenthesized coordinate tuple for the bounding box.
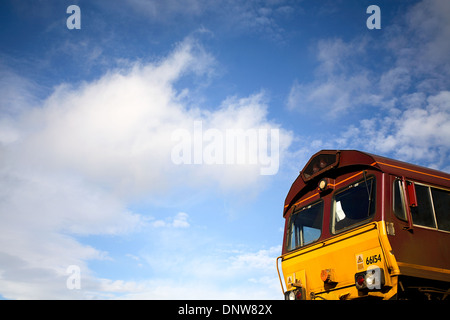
(286, 200, 323, 251)
(332, 177, 376, 233)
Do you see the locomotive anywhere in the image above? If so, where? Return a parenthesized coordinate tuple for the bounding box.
(277, 150, 450, 300)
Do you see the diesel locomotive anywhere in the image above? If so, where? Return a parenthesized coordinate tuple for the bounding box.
(277, 150, 450, 300)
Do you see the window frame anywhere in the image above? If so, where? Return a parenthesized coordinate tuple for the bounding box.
(330, 175, 377, 235)
(393, 179, 408, 222)
(285, 199, 324, 252)
(430, 187, 450, 232)
(411, 182, 450, 232)
(392, 178, 450, 233)
(410, 182, 438, 229)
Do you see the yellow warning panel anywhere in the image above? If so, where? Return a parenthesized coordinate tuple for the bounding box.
(356, 254, 364, 271)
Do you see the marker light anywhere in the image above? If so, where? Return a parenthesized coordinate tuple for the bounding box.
(318, 179, 328, 191)
(356, 274, 365, 287)
(320, 269, 333, 282)
(302, 152, 339, 181)
(318, 178, 334, 193)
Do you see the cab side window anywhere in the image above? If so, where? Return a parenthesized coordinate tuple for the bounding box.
(431, 187, 450, 232)
(411, 184, 436, 229)
(393, 179, 407, 221)
(393, 179, 449, 232)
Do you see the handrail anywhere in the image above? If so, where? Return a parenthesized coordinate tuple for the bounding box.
(276, 256, 286, 295)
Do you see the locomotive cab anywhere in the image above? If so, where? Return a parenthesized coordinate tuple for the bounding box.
(277, 150, 450, 300)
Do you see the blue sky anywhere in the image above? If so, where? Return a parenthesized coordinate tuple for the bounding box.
(0, 0, 449, 299)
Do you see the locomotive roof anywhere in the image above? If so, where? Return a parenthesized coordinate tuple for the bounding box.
(283, 150, 450, 216)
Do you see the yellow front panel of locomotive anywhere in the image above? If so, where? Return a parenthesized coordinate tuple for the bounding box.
(281, 223, 388, 299)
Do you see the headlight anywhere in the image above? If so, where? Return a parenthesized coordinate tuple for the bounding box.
(284, 288, 306, 300)
(355, 267, 385, 290)
(285, 291, 296, 300)
(365, 269, 377, 286)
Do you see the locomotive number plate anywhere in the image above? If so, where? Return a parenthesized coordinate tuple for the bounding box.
(356, 248, 384, 271)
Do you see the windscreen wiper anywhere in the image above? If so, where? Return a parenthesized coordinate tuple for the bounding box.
(363, 170, 374, 217)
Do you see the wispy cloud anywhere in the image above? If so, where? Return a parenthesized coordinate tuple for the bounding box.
(150, 212, 190, 228)
(132, 245, 282, 299)
(122, 0, 296, 42)
(286, 37, 376, 117)
(287, 0, 450, 170)
(338, 91, 450, 170)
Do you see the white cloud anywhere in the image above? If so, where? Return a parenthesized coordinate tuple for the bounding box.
(125, 0, 207, 20)
(127, 245, 282, 299)
(287, 74, 373, 117)
(172, 212, 190, 228)
(0, 64, 43, 116)
(379, 67, 411, 96)
(0, 36, 291, 299)
(4, 37, 290, 199)
(122, 0, 294, 42)
(335, 91, 450, 170)
(150, 212, 190, 228)
(337, 0, 450, 169)
(286, 37, 375, 117)
(399, 0, 450, 77)
(287, 0, 450, 171)
(315, 38, 366, 75)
